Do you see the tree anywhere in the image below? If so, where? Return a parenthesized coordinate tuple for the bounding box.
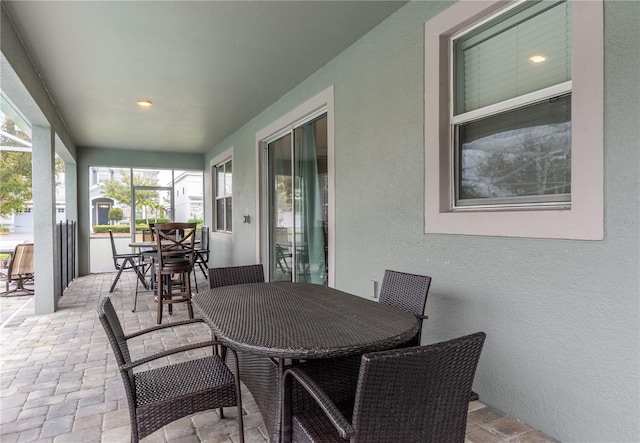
(108, 207, 124, 224)
(0, 116, 67, 218)
(0, 117, 32, 217)
(0, 151, 32, 217)
(99, 169, 160, 217)
(55, 155, 65, 188)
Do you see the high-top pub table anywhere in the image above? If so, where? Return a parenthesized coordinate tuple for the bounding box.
(192, 282, 419, 442)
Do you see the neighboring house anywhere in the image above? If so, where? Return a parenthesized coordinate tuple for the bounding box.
(13, 205, 66, 233)
(173, 171, 204, 222)
(10, 173, 66, 233)
(88, 167, 120, 226)
(88, 167, 160, 226)
(88, 167, 203, 226)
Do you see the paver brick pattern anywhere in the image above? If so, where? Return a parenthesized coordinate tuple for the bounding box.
(0, 271, 559, 442)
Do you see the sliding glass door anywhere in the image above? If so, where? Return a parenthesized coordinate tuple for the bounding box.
(267, 113, 328, 284)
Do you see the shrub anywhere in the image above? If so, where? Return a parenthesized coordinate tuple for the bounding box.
(108, 207, 124, 222)
(135, 217, 170, 225)
(93, 225, 130, 234)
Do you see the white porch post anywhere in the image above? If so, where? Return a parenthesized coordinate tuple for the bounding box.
(32, 124, 59, 314)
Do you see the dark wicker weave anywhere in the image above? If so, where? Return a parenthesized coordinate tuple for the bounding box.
(192, 282, 419, 442)
(283, 332, 486, 443)
(208, 264, 265, 288)
(154, 222, 197, 324)
(379, 270, 432, 346)
(193, 282, 419, 359)
(98, 297, 244, 443)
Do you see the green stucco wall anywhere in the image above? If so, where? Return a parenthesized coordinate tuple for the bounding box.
(204, 1, 640, 441)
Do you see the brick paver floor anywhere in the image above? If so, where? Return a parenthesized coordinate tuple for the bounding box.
(0, 271, 559, 442)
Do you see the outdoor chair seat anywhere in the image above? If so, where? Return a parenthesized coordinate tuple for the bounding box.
(293, 400, 355, 443)
(98, 297, 244, 443)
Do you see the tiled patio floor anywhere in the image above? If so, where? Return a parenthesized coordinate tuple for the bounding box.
(0, 272, 559, 442)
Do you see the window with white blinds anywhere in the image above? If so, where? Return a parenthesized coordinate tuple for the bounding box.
(454, 1, 572, 115)
(452, 0, 573, 208)
(214, 158, 232, 232)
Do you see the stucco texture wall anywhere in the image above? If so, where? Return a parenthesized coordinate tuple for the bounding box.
(205, 1, 639, 441)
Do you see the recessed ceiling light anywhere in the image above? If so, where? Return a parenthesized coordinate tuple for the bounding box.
(137, 99, 153, 108)
(529, 55, 546, 63)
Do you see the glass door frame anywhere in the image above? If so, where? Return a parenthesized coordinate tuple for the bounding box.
(260, 107, 333, 285)
(257, 86, 335, 287)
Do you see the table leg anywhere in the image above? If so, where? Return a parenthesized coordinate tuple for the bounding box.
(281, 357, 292, 443)
(134, 261, 149, 290)
(232, 351, 282, 442)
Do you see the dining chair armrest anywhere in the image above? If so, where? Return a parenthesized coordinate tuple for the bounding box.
(124, 318, 206, 340)
(283, 367, 355, 440)
(120, 340, 219, 371)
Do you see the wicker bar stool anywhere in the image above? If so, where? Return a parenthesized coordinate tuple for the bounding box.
(154, 222, 197, 324)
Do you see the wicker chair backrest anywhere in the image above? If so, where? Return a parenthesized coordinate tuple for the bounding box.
(154, 222, 197, 269)
(98, 297, 133, 368)
(351, 332, 486, 442)
(208, 264, 264, 288)
(379, 270, 431, 318)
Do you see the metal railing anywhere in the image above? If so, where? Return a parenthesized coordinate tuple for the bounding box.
(57, 220, 76, 297)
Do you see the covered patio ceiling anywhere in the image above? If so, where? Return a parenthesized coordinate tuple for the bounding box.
(1, 1, 407, 153)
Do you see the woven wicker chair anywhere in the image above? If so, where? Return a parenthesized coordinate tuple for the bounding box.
(98, 297, 244, 443)
(379, 270, 432, 346)
(283, 332, 486, 443)
(208, 264, 265, 288)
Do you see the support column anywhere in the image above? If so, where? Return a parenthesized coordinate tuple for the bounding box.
(32, 124, 59, 314)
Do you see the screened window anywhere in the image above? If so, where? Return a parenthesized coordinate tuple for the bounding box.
(452, 0, 572, 208)
(214, 159, 232, 232)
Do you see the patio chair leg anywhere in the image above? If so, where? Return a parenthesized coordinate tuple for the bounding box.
(133, 271, 139, 313)
(198, 261, 209, 279)
(109, 267, 126, 292)
(192, 270, 198, 293)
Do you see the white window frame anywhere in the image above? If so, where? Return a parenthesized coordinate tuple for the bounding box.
(424, 0, 603, 240)
(210, 147, 233, 242)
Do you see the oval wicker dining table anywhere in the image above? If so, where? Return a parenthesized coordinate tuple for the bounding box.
(192, 282, 420, 442)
